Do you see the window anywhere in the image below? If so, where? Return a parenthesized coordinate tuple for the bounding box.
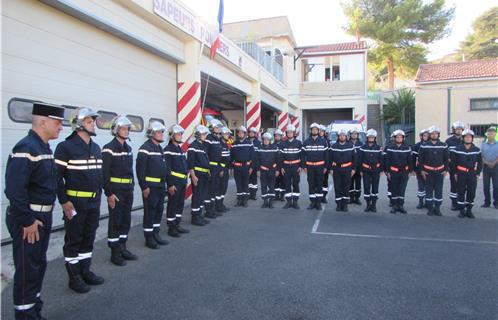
(149, 118, 164, 125)
(7, 98, 38, 123)
(96, 111, 117, 130)
(470, 124, 498, 137)
(126, 115, 144, 132)
(61, 105, 78, 127)
(470, 97, 498, 111)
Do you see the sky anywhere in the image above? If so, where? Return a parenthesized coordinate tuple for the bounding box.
(181, 0, 496, 61)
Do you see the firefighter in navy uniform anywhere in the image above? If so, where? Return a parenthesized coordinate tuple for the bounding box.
(136, 121, 169, 249)
(248, 127, 261, 200)
(412, 129, 430, 209)
(5, 102, 64, 319)
(446, 120, 465, 210)
(451, 129, 482, 218)
(419, 126, 449, 216)
(358, 129, 383, 212)
(280, 124, 304, 209)
(205, 119, 224, 216)
(384, 130, 412, 214)
(188, 125, 212, 226)
(219, 126, 232, 212)
(303, 123, 329, 210)
(231, 126, 254, 207)
(254, 132, 280, 208)
(273, 129, 285, 201)
(102, 116, 138, 267)
(164, 125, 191, 237)
(55, 107, 104, 294)
(330, 129, 356, 212)
(319, 125, 330, 203)
(348, 128, 363, 205)
(385, 132, 395, 207)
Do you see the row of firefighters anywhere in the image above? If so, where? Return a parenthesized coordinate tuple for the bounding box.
(4, 101, 483, 319)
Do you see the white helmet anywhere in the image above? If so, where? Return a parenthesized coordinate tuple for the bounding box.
(262, 132, 272, 140)
(168, 124, 184, 136)
(208, 118, 223, 129)
(462, 129, 474, 137)
(237, 125, 247, 133)
(310, 122, 320, 130)
(110, 116, 132, 136)
(349, 127, 360, 134)
(452, 121, 465, 130)
(286, 124, 296, 132)
(70, 107, 99, 132)
(319, 125, 326, 131)
(420, 128, 430, 135)
(366, 129, 377, 138)
(146, 121, 166, 138)
(221, 127, 231, 135)
(393, 129, 405, 137)
(338, 128, 348, 136)
(274, 129, 283, 136)
(194, 124, 209, 138)
(428, 126, 441, 134)
(249, 127, 258, 134)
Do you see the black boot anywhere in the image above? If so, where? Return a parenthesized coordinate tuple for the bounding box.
(349, 193, 354, 204)
(65, 263, 90, 293)
(221, 199, 230, 212)
(307, 199, 316, 210)
(283, 199, 292, 209)
(364, 199, 371, 212)
(121, 243, 138, 261)
(416, 197, 424, 209)
(450, 198, 458, 211)
(427, 207, 434, 216)
(168, 226, 180, 238)
(191, 215, 206, 226)
(342, 201, 348, 212)
(145, 235, 160, 248)
(235, 196, 242, 207)
(388, 196, 393, 207)
(390, 199, 398, 214)
(153, 231, 169, 245)
(315, 200, 322, 211)
(371, 199, 377, 212)
(292, 198, 300, 209)
(466, 205, 475, 219)
(249, 190, 257, 200)
(398, 202, 407, 214)
(215, 200, 224, 214)
(433, 206, 442, 216)
(176, 224, 190, 233)
(354, 192, 362, 205)
(110, 246, 126, 266)
(261, 198, 269, 208)
(458, 208, 466, 218)
(336, 201, 342, 212)
(268, 198, 274, 209)
(80, 259, 104, 286)
(242, 195, 249, 207)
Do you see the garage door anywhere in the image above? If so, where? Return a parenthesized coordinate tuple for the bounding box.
(1, 0, 177, 240)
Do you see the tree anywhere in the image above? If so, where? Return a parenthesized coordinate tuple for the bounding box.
(342, 0, 455, 89)
(381, 89, 415, 125)
(459, 7, 498, 60)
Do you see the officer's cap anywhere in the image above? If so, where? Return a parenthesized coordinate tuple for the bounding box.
(32, 102, 65, 120)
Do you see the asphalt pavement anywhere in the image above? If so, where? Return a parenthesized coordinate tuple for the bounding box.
(2, 176, 497, 320)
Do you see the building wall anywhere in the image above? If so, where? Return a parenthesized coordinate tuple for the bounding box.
(416, 79, 498, 143)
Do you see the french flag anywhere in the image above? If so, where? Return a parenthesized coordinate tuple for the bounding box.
(210, 0, 224, 59)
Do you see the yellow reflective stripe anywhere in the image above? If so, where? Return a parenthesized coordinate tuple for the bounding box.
(220, 163, 226, 168)
(145, 176, 161, 182)
(66, 190, 96, 198)
(110, 177, 132, 184)
(171, 171, 187, 179)
(209, 161, 219, 166)
(194, 167, 210, 173)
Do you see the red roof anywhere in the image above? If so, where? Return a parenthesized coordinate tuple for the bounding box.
(300, 41, 367, 54)
(416, 59, 498, 83)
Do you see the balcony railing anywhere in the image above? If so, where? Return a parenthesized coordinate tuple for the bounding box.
(237, 41, 284, 83)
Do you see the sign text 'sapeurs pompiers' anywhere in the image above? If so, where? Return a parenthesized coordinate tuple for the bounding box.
(153, 0, 243, 68)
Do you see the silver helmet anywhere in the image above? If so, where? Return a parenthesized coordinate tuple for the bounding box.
(462, 129, 474, 137)
(366, 129, 377, 138)
(393, 129, 406, 137)
(338, 128, 348, 136)
(221, 127, 232, 135)
(452, 121, 465, 130)
(262, 132, 272, 141)
(319, 125, 327, 131)
(249, 127, 258, 134)
(237, 125, 247, 133)
(146, 121, 166, 138)
(168, 124, 184, 136)
(286, 124, 296, 133)
(208, 118, 223, 129)
(110, 116, 132, 136)
(274, 129, 283, 136)
(70, 107, 99, 132)
(194, 124, 209, 138)
(310, 122, 320, 130)
(420, 128, 430, 135)
(428, 126, 441, 134)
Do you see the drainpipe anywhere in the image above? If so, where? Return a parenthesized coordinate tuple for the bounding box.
(447, 87, 452, 135)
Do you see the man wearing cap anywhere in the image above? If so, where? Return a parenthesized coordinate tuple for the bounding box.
(219, 127, 232, 212)
(273, 129, 285, 201)
(481, 126, 498, 208)
(164, 124, 191, 237)
(205, 119, 224, 218)
(55, 107, 105, 293)
(136, 121, 169, 249)
(231, 126, 254, 207)
(419, 126, 449, 216)
(303, 123, 329, 210)
(446, 121, 466, 210)
(412, 129, 430, 209)
(451, 129, 482, 218)
(5, 102, 64, 319)
(280, 124, 304, 209)
(248, 127, 261, 200)
(188, 125, 212, 226)
(254, 132, 280, 208)
(102, 116, 137, 266)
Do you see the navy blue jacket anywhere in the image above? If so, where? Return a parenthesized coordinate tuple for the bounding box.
(205, 133, 222, 165)
(5, 130, 58, 227)
(450, 144, 482, 175)
(164, 142, 189, 187)
(136, 139, 168, 190)
(102, 138, 134, 197)
(254, 143, 280, 171)
(384, 142, 412, 173)
(187, 140, 210, 176)
(221, 139, 231, 169)
(329, 141, 356, 172)
(279, 138, 304, 168)
(231, 138, 254, 167)
(358, 142, 383, 172)
(302, 136, 329, 167)
(418, 140, 449, 173)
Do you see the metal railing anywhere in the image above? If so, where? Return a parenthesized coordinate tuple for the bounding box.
(237, 41, 284, 83)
